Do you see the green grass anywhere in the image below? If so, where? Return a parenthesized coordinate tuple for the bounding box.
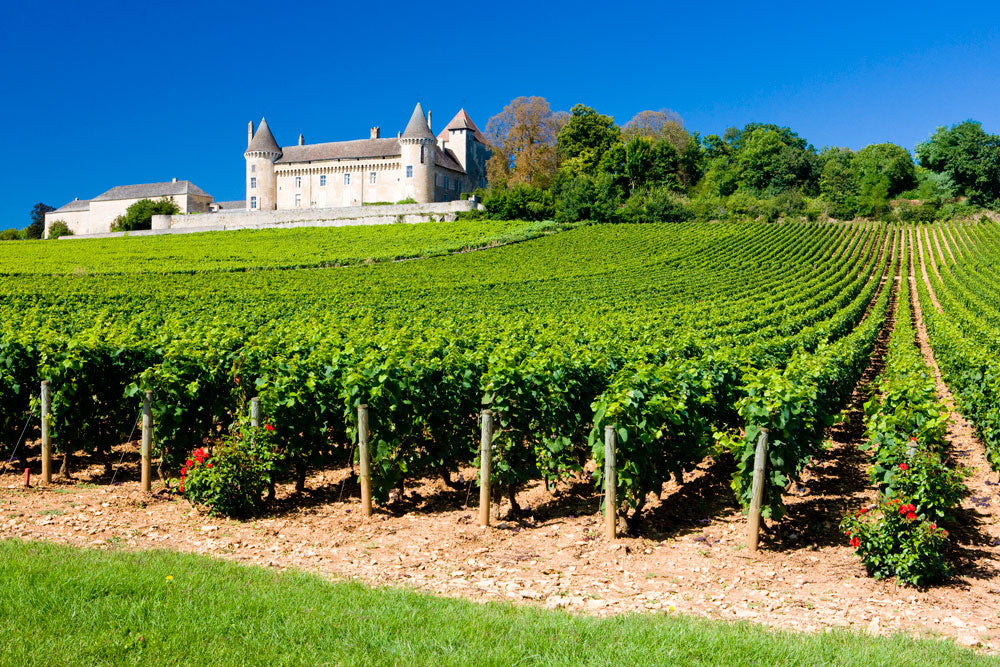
(0, 540, 991, 666)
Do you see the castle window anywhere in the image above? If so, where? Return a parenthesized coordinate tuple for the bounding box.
(295, 194, 301, 207)
(406, 166, 413, 178)
(251, 164, 256, 173)
(250, 177, 257, 189)
(295, 176, 302, 188)
(370, 172, 376, 184)
(344, 173, 351, 185)
(420, 145, 425, 164)
(250, 196, 257, 209)
(320, 175, 326, 186)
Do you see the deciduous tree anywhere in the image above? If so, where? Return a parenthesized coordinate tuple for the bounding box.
(916, 120, 1000, 206)
(26, 202, 55, 239)
(485, 97, 567, 189)
(556, 104, 620, 176)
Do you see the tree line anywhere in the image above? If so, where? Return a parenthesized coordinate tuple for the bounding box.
(472, 96, 1000, 224)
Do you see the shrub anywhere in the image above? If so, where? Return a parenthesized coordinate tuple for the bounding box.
(48, 221, 73, 239)
(111, 197, 179, 232)
(619, 186, 688, 223)
(0, 228, 22, 241)
(841, 499, 950, 586)
(481, 185, 553, 220)
(180, 425, 279, 517)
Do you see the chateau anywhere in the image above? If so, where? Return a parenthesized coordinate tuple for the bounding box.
(245, 103, 490, 210)
(45, 103, 488, 237)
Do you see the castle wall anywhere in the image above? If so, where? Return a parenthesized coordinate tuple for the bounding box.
(66, 200, 482, 239)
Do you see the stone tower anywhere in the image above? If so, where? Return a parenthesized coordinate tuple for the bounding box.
(399, 103, 437, 202)
(245, 118, 282, 211)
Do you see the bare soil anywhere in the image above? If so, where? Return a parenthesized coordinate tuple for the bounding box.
(2, 228, 1000, 652)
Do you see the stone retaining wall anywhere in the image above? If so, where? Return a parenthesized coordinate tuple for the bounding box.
(62, 200, 480, 239)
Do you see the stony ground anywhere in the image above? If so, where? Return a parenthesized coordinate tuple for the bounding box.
(2, 229, 1000, 653)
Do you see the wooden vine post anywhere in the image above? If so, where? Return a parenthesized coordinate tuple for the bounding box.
(478, 409, 494, 527)
(40, 380, 52, 485)
(746, 428, 770, 553)
(140, 391, 153, 493)
(250, 397, 261, 428)
(357, 404, 372, 518)
(604, 425, 617, 540)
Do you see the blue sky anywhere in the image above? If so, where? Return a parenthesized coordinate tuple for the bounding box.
(3, 0, 1000, 228)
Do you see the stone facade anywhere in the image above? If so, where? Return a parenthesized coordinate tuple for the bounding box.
(59, 200, 481, 239)
(245, 104, 490, 212)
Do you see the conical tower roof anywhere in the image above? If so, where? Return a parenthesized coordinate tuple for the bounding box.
(402, 103, 435, 140)
(246, 117, 281, 154)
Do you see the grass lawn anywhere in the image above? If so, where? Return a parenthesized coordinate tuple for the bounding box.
(0, 540, 992, 666)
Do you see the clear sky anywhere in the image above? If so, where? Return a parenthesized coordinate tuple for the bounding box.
(3, 0, 1000, 229)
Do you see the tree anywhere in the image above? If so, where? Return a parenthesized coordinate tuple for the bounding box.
(555, 104, 620, 176)
(622, 109, 689, 151)
(733, 126, 819, 195)
(916, 120, 1000, 206)
(818, 148, 859, 219)
(110, 198, 180, 232)
(0, 228, 23, 241)
(853, 143, 917, 199)
(26, 203, 55, 239)
(485, 96, 568, 189)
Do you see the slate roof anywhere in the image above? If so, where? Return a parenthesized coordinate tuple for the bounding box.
(437, 109, 488, 145)
(213, 200, 246, 210)
(275, 138, 402, 164)
(402, 103, 435, 140)
(91, 180, 210, 201)
(246, 118, 281, 155)
(435, 149, 465, 173)
(54, 198, 91, 213)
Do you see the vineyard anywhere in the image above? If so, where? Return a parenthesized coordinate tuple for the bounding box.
(0, 219, 896, 516)
(6, 217, 1000, 644)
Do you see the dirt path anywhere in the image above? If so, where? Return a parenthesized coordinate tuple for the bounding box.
(2, 227, 1000, 651)
(909, 225, 1000, 609)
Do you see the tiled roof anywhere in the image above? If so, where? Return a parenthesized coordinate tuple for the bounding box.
(437, 109, 488, 145)
(435, 148, 465, 173)
(53, 198, 91, 213)
(91, 180, 210, 202)
(275, 138, 402, 164)
(213, 200, 246, 210)
(402, 103, 435, 140)
(246, 118, 281, 155)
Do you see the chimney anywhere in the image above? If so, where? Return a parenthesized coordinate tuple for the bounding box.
(370, 126, 380, 139)
(172, 177, 177, 183)
(427, 111, 432, 132)
(298, 133, 305, 146)
(248, 121, 254, 147)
